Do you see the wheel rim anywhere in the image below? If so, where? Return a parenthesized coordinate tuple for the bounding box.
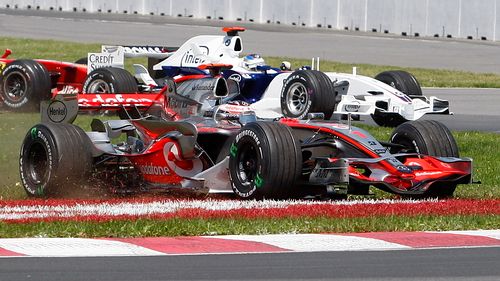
(286, 82, 309, 116)
(4, 72, 27, 102)
(86, 79, 111, 94)
(235, 142, 260, 192)
(27, 142, 49, 186)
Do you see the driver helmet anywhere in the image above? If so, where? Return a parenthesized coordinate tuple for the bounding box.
(243, 54, 266, 70)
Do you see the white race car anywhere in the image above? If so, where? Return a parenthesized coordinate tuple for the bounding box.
(91, 27, 449, 126)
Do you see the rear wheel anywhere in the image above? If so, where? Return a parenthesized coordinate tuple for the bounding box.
(19, 123, 93, 197)
(74, 57, 88, 65)
(390, 120, 459, 198)
(83, 67, 137, 94)
(229, 121, 302, 199)
(281, 70, 336, 120)
(0, 60, 51, 110)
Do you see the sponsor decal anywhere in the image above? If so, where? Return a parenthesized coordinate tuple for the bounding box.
(324, 123, 350, 130)
(218, 103, 252, 114)
(121, 46, 168, 54)
(224, 38, 231, 46)
(138, 164, 170, 176)
(192, 84, 214, 91)
(230, 143, 238, 157)
(58, 85, 80, 95)
(87, 48, 124, 73)
(30, 127, 37, 139)
(89, 53, 115, 64)
(46, 100, 67, 123)
(229, 73, 241, 83)
(254, 174, 264, 188)
(180, 46, 209, 66)
(0, 62, 6, 73)
(235, 129, 261, 145)
(78, 94, 153, 105)
(36, 185, 44, 196)
(415, 171, 443, 177)
(163, 143, 203, 177)
(344, 102, 361, 112)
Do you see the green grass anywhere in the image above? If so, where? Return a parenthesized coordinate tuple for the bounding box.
(265, 57, 500, 88)
(1, 215, 498, 238)
(3, 36, 500, 87)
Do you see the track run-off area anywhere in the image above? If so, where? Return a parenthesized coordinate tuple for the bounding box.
(1, 198, 498, 223)
(1, 198, 499, 256)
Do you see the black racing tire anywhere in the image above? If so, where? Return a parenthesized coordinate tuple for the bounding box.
(82, 67, 137, 94)
(390, 120, 459, 198)
(371, 111, 408, 127)
(19, 123, 93, 197)
(229, 121, 302, 199)
(74, 57, 88, 65)
(374, 70, 422, 96)
(0, 59, 51, 111)
(281, 70, 336, 120)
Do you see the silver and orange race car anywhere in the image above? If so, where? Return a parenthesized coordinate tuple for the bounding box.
(18, 79, 472, 199)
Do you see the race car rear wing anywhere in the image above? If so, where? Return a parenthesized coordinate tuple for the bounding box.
(41, 91, 169, 125)
(86, 45, 178, 74)
(101, 45, 178, 58)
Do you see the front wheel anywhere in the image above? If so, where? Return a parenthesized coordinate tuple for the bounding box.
(390, 120, 459, 198)
(19, 123, 93, 197)
(281, 70, 336, 120)
(229, 121, 302, 199)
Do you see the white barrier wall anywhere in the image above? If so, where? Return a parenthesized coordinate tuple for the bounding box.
(1, 0, 499, 41)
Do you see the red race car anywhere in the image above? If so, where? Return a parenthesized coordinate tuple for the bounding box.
(18, 80, 473, 199)
(0, 46, 177, 110)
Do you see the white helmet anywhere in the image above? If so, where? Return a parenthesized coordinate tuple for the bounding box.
(243, 54, 265, 70)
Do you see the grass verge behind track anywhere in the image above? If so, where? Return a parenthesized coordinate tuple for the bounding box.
(2, 36, 500, 88)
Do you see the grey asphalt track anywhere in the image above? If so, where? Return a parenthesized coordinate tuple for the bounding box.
(1, 247, 499, 281)
(1, 9, 500, 74)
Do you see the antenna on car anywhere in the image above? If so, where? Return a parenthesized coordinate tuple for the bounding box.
(311, 57, 320, 70)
